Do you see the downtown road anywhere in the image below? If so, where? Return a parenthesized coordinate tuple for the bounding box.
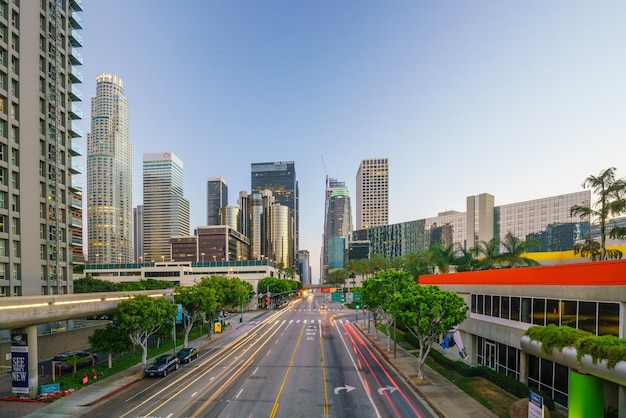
(86, 294, 435, 418)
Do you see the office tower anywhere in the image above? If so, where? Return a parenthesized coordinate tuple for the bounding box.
(143, 152, 190, 263)
(207, 177, 228, 226)
(1, 2, 84, 296)
(133, 205, 144, 263)
(322, 178, 352, 282)
(356, 158, 389, 230)
(86, 74, 132, 264)
(219, 206, 240, 231)
(466, 193, 494, 250)
(251, 161, 298, 269)
(298, 250, 311, 285)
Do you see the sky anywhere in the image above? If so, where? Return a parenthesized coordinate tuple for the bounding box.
(76, 1, 626, 283)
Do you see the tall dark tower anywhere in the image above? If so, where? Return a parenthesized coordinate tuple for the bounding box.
(251, 162, 299, 271)
(206, 177, 228, 226)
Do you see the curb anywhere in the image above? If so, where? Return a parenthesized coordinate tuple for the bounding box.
(354, 324, 446, 418)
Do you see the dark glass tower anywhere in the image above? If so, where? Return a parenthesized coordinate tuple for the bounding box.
(207, 178, 228, 226)
(251, 162, 299, 270)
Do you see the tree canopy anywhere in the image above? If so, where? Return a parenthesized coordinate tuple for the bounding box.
(389, 284, 467, 380)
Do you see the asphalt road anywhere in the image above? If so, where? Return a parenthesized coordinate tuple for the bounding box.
(85, 294, 434, 418)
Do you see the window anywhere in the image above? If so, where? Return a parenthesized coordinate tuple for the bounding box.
(10, 217, 18, 234)
(10, 148, 16, 165)
(0, 239, 5, 256)
(598, 302, 619, 336)
(11, 240, 17, 257)
(10, 194, 16, 211)
(10, 171, 17, 188)
(578, 301, 597, 334)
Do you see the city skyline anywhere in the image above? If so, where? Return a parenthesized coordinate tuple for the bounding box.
(75, 2, 626, 283)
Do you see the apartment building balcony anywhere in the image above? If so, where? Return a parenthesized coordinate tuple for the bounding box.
(69, 12, 83, 30)
(69, 104, 83, 120)
(70, 0, 84, 12)
(69, 67, 83, 84)
(71, 235, 84, 247)
(69, 162, 83, 175)
(69, 180, 83, 193)
(69, 85, 83, 101)
(69, 48, 83, 66)
(69, 141, 83, 157)
(70, 197, 82, 210)
(70, 216, 83, 229)
(69, 122, 83, 138)
(69, 29, 83, 48)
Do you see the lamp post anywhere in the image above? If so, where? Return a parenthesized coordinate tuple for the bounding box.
(201, 252, 205, 263)
(375, 278, 397, 358)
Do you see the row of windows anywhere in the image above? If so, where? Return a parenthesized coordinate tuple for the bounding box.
(471, 294, 620, 337)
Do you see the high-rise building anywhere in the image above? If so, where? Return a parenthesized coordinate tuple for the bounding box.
(321, 178, 352, 282)
(251, 162, 299, 269)
(133, 205, 144, 263)
(142, 152, 190, 262)
(207, 177, 228, 226)
(87, 74, 132, 264)
(297, 250, 311, 285)
(2, 2, 84, 296)
(356, 158, 389, 230)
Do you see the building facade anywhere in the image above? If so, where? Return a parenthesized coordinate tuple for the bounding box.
(206, 177, 227, 226)
(356, 158, 389, 231)
(142, 152, 190, 263)
(421, 261, 626, 414)
(298, 249, 311, 285)
(251, 161, 298, 269)
(86, 73, 132, 264)
(322, 178, 352, 283)
(2, 1, 84, 296)
(351, 191, 590, 262)
(133, 205, 144, 263)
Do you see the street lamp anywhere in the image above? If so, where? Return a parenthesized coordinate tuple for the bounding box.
(161, 255, 165, 263)
(375, 278, 397, 358)
(201, 252, 205, 263)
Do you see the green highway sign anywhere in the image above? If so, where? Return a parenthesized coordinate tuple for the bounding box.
(332, 292, 341, 302)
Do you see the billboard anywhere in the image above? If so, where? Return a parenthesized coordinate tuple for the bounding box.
(11, 333, 28, 394)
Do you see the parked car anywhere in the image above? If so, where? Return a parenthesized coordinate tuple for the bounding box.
(176, 347, 199, 364)
(145, 354, 179, 377)
(53, 350, 96, 371)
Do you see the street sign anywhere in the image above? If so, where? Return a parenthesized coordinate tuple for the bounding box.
(353, 292, 362, 302)
(332, 292, 341, 302)
(346, 293, 354, 302)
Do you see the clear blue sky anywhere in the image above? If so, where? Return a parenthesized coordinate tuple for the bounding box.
(77, 1, 626, 283)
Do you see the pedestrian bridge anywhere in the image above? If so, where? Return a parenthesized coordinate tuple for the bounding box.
(0, 289, 175, 330)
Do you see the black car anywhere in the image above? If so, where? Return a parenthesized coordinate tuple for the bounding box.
(144, 354, 179, 377)
(176, 347, 200, 364)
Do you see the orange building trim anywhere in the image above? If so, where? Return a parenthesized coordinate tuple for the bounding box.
(419, 259, 626, 286)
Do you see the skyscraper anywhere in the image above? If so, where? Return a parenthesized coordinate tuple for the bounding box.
(87, 74, 132, 264)
(251, 162, 299, 269)
(143, 152, 190, 262)
(322, 178, 352, 282)
(356, 158, 389, 230)
(207, 177, 228, 226)
(3, 2, 84, 296)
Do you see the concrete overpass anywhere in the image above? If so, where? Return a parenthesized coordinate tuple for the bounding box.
(0, 289, 175, 397)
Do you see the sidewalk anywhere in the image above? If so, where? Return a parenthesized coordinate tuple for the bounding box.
(1, 310, 267, 418)
(2, 310, 498, 418)
(356, 322, 498, 418)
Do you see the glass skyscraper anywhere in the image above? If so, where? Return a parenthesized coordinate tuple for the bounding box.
(206, 177, 228, 226)
(322, 178, 352, 282)
(251, 162, 298, 269)
(87, 74, 132, 264)
(143, 152, 190, 262)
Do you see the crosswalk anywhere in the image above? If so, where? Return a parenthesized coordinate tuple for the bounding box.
(250, 318, 351, 325)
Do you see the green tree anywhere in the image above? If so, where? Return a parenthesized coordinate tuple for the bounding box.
(389, 284, 467, 380)
(89, 324, 133, 368)
(116, 295, 178, 369)
(232, 279, 255, 321)
(427, 243, 457, 274)
(74, 276, 122, 293)
(571, 167, 626, 260)
(476, 238, 502, 269)
(401, 251, 432, 280)
(174, 284, 218, 347)
(573, 233, 602, 261)
(500, 232, 541, 268)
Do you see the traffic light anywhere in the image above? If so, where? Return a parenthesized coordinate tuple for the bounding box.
(341, 295, 346, 303)
(355, 303, 360, 309)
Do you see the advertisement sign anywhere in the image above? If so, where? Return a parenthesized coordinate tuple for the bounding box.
(11, 333, 28, 394)
(529, 390, 544, 418)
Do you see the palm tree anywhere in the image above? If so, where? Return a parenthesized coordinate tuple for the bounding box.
(426, 243, 457, 273)
(500, 232, 541, 268)
(476, 238, 502, 269)
(573, 233, 602, 261)
(570, 167, 626, 260)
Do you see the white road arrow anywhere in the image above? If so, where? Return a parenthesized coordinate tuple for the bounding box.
(334, 385, 356, 395)
(377, 385, 397, 395)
